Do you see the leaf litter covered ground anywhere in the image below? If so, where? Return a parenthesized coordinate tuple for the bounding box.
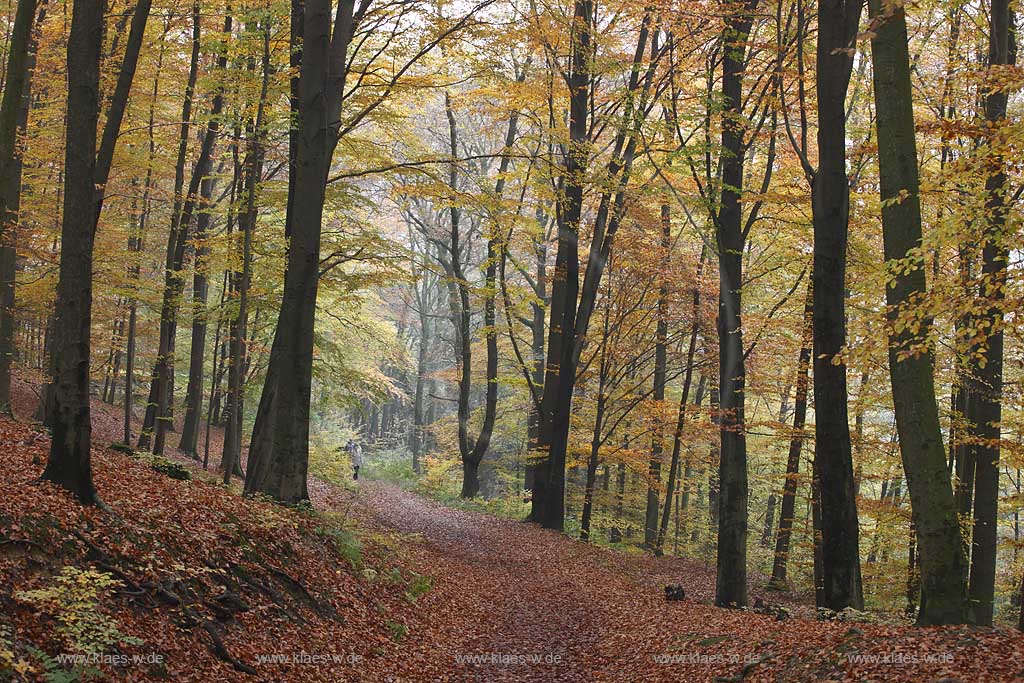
(1, 377, 1023, 682)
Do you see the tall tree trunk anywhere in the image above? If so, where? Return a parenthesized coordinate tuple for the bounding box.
(769, 283, 812, 590)
(442, 91, 510, 498)
(41, 0, 105, 505)
(531, 1, 592, 528)
(966, 0, 1013, 627)
(246, 0, 359, 503)
(580, 276, 613, 543)
(535, 5, 656, 530)
(714, 0, 758, 609)
(868, 0, 967, 625)
(0, 0, 39, 414)
(178, 172, 216, 457)
(813, 0, 864, 611)
(150, 12, 231, 456)
(222, 19, 270, 482)
(138, 2, 201, 450)
(92, 0, 152, 222)
(645, 203, 671, 549)
(654, 247, 705, 555)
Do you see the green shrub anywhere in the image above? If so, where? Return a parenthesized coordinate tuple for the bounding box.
(362, 448, 417, 487)
(316, 526, 363, 569)
(17, 567, 141, 656)
(386, 621, 407, 642)
(23, 644, 101, 683)
(404, 573, 432, 604)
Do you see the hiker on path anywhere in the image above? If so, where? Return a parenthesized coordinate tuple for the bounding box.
(346, 439, 364, 480)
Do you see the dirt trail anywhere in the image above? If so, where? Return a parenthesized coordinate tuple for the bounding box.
(6, 374, 1023, 682)
(349, 481, 1024, 683)
(354, 481, 605, 682)
(350, 481, 794, 683)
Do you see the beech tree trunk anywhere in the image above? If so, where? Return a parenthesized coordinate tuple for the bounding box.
(41, 0, 105, 505)
(813, 0, 864, 612)
(868, 0, 967, 625)
(534, 6, 656, 530)
(966, 0, 1013, 627)
(441, 91, 507, 499)
(246, 0, 359, 503)
(714, 0, 758, 609)
(530, 0, 592, 528)
(178, 173, 216, 457)
(769, 284, 812, 590)
(138, 3, 201, 451)
(0, 0, 39, 414)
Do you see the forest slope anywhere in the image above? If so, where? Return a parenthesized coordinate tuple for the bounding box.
(1, 383, 1023, 682)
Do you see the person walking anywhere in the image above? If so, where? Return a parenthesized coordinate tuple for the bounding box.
(350, 440, 363, 480)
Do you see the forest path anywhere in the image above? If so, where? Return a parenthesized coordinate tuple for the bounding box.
(351, 480, 788, 683)
(347, 481, 1024, 683)
(354, 481, 606, 682)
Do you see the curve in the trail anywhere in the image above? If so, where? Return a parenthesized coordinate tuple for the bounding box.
(357, 481, 603, 682)
(351, 481, 785, 683)
(346, 481, 1024, 683)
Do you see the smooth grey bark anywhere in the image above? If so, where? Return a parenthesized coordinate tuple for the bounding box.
(813, 0, 864, 612)
(654, 247, 705, 556)
(138, 2, 201, 450)
(530, 2, 592, 527)
(967, 0, 1013, 627)
(534, 6, 658, 530)
(245, 0, 356, 503)
(178, 173, 216, 457)
(41, 0, 105, 505)
(247, 0, 480, 502)
(38, 0, 150, 425)
(868, 0, 967, 625)
(769, 284, 812, 589)
(0, 0, 39, 414)
(714, 0, 759, 609)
